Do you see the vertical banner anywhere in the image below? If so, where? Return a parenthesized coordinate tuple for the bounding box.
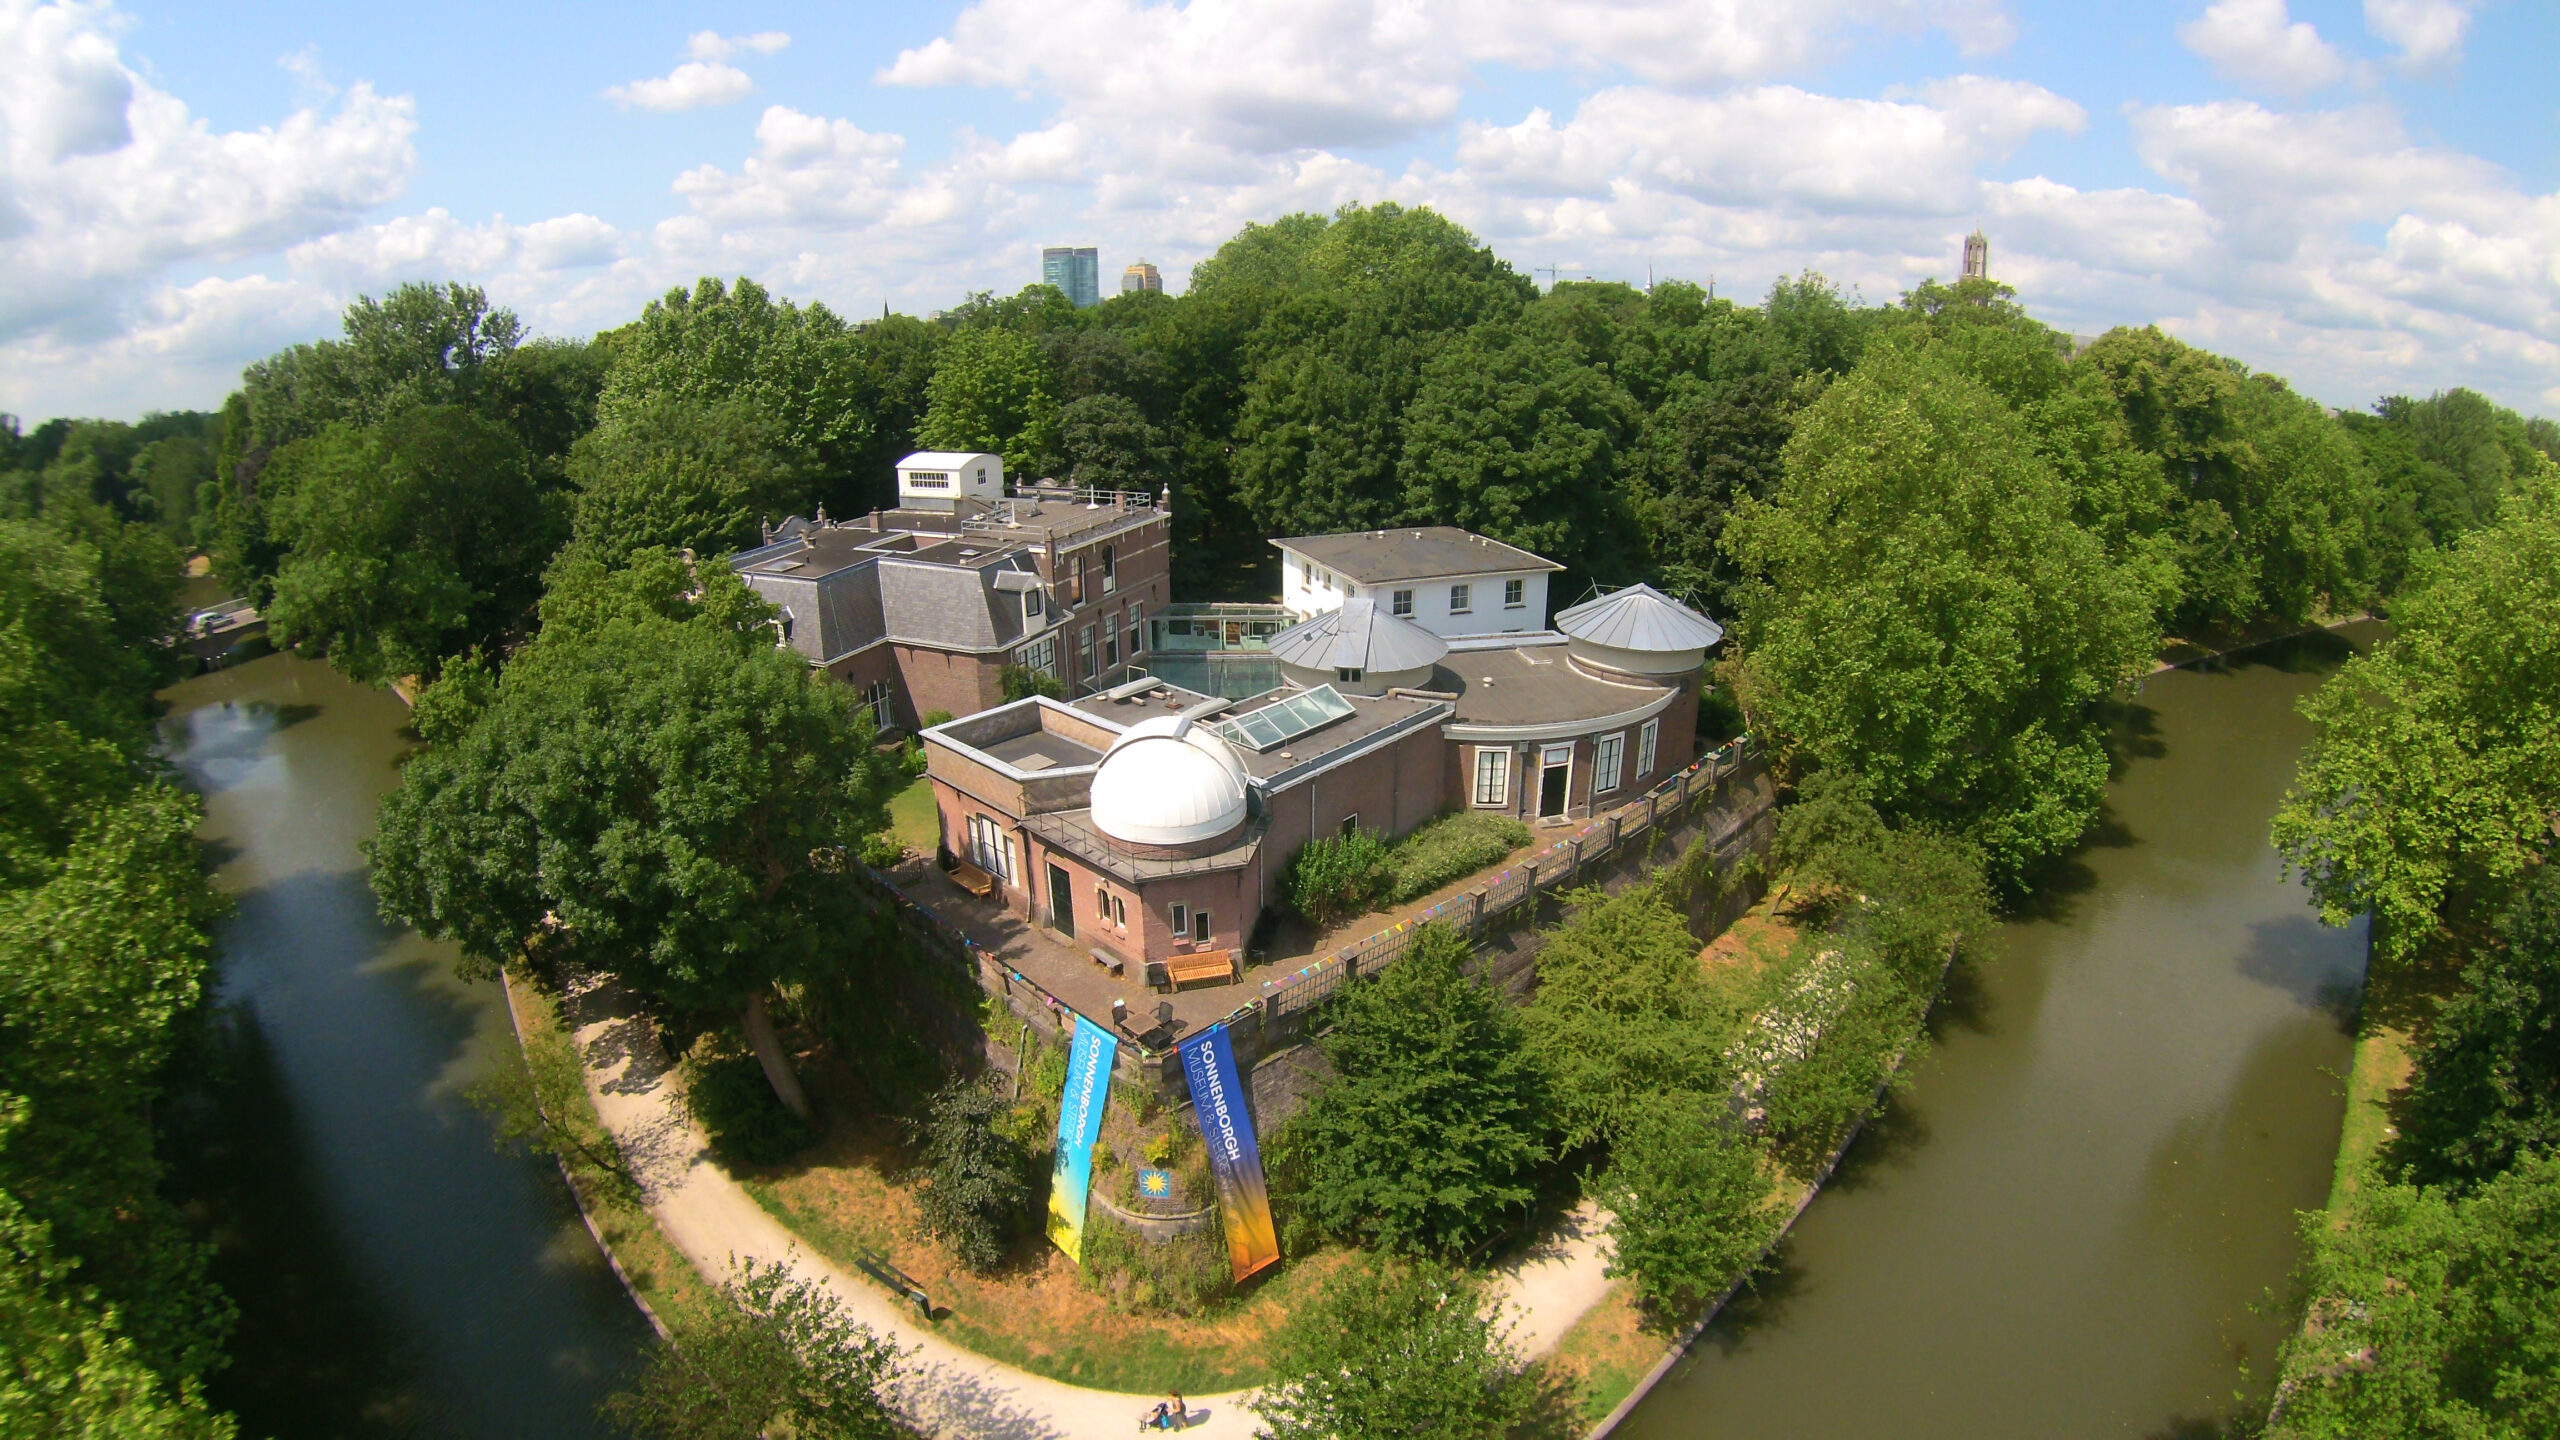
(1179, 1026, 1281, 1284)
(1045, 1014, 1117, 1265)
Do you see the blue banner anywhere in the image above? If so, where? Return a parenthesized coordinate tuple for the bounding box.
(1179, 1026, 1280, 1284)
(1046, 1014, 1116, 1265)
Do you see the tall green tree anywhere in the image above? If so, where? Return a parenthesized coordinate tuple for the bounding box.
(913, 326, 1058, 477)
(564, 396, 800, 564)
(1398, 318, 1640, 584)
(2272, 470, 2560, 961)
(1249, 1258, 1536, 1440)
(369, 566, 907, 1113)
(1276, 924, 1547, 1254)
(2270, 1149, 2560, 1439)
(1724, 343, 2156, 889)
(261, 406, 564, 684)
(1519, 884, 1733, 1152)
(603, 1261, 908, 1440)
(2387, 867, 2560, 1192)
(1595, 1095, 1777, 1319)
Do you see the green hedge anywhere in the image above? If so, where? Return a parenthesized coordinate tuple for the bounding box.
(1386, 813, 1532, 903)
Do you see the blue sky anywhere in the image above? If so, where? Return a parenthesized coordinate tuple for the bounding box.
(3, 0, 2552, 420)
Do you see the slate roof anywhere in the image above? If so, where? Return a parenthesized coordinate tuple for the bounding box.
(1553, 583, 1725, 652)
(1269, 526, 1562, 583)
(1265, 597, 1450, 673)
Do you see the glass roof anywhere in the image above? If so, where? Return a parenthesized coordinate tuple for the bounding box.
(1207, 684, 1357, 753)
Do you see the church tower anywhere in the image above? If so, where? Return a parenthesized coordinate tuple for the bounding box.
(1962, 229, 1989, 281)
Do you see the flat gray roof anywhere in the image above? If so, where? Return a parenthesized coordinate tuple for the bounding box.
(1442, 648, 1674, 730)
(1270, 526, 1562, 584)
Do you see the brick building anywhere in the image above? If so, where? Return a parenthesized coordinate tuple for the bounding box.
(729, 452, 1172, 731)
(920, 537, 1726, 982)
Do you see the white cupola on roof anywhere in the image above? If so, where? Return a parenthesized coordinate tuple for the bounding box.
(1553, 584, 1725, 678)
(1266, 597, 1448, 694)
(1088, 715, 1250, 847)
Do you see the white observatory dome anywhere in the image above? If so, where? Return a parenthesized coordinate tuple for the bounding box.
(1088, 716, 1250, 847)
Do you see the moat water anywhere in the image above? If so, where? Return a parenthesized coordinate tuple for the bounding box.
(1618, 625, 2377, 1439)
(159, 653, 652, 1439)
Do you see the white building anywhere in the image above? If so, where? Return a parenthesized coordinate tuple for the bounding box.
(896, 451, 1004, 512)
(1271, 526, 1563, 639)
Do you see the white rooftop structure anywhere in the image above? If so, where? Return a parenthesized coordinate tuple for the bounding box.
(1553, 583, 1725, 678)
(896, 451, 1003, 512)
(1266, 598, 1449, 693)
(1273, 526, 1560, 639)
(1087, 715, 1250, 847)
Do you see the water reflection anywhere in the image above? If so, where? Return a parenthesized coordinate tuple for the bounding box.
(1620, 625, 2378, 1440)
(158, 656, 650, 1439)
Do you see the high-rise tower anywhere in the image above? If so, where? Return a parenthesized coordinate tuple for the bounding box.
(1962, 229, 1989, 281)
(1122, 260, 1162, 295)
(1042, 246, 1101, 308)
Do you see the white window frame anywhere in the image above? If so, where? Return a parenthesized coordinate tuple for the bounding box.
(1539, 742, 1575, 818)
(1594, 730, 1626, 795)
(1126, 602, 1144, 655)
(1193, 910, 1212, 944)
(1391, 588, 1414, 617)
(1637, 717, 1659, 779)
(1504, 577, 1525, 608)
(1017, 634, 1058, 678)
(1169, 902, 1189, 942)
(1337, 666, 1363, 684)
(1473, 747, 1509, 807)
(1078, 624, 1096, 677)
(865, 679, 894, 730)
(1449, 582, 1472, 614)
(1101, 544, 1118, 593)
(967, 815, 1015, 883)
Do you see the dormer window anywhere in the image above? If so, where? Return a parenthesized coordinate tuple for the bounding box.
(1024, 588, 1044, 618)
(1337, 667, 1363, 683)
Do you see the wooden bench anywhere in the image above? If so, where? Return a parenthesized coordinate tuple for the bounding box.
(947, 859, 997, 898)
(1089, 948, 1125, 977)
(1163, 949, 1236, 991)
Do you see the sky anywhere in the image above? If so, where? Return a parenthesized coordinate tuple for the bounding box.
(1, 0, 2553, 422)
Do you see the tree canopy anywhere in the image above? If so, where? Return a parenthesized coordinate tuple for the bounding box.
(1249, 1258, 1537, 1440)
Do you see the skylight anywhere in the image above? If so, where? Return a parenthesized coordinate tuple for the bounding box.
(1208, 684, 1356, 752)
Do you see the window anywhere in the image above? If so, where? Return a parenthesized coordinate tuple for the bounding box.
(1193, 910, 1212, 944)
(1104, 626, 1120, 667)
(1077, 625, 1096, 677)
(1637, 717, 1659, 779)
(1101, 544, 1118, 593)
(1336, 667, 1363, 684)
(1391, 588, 1414, 617)
(1340, 814, 1360, 837)
(906, 471, 951, 490)
(1170, 902, 1188, 940)
(1024, 588, 1043, 618)
(1504, 578, 1525, 608)
(1112, 895, 1126, 927)
(865, 680, 894, 730)
(1449, 583, 1472, 614)
(776, 609, 795, 642)
(1594, 731, 1626, 794)
(966, 815, 1014, 883)
(1017, 634, 1057, 678)
(1126, 603, 1144, 655)
(1472, 747, 1509, 807)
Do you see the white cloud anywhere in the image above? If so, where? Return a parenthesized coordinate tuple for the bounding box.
(2178, 0, 2351, 95)
(0, 0, 416, 343)
(882, 0, 2017, 159)
(2364, 0, 2473, 68)
(605, 31, 792, 111)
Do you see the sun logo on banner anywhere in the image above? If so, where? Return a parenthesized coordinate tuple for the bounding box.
(1139, 1168, 1174, 1199)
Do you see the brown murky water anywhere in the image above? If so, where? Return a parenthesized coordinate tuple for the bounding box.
(1620, 626, 2376, 1440)
(159, 653, 652, 1439)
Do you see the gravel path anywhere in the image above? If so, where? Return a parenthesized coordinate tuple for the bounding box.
(561, 969, 1612, 1438)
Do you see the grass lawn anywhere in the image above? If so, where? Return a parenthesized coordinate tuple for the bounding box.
(886, 774, 940, 859)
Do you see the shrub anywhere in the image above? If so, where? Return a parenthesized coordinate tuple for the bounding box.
(604, 1259, 908, 1440)
(1385, 812, 1532, 903)
(1077, 1212, 1229, 1316)
(1597, 1095, 1779, 1318)
(1285, 829, 1394, 929)
(1276, 924, 1547, 1254)
(909, 1077, 1035, 1272)
(1251, 1258, 1536, 1440)
(999, 665, 1064, 702)
(682, 1041, 814, 1167)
